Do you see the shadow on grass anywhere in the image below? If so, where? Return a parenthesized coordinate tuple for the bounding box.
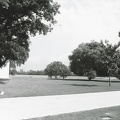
(0, 81, 7, 84)
(0, 79, 10, 84)
(47, 78, 120, 83)
(48, 78, 88, 81)
(64, 84, 98, 87)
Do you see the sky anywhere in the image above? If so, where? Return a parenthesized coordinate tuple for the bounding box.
(17, 0, 120, 71)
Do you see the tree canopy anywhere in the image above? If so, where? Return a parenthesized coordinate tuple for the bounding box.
(45, 61, 71, 79)
(0, 0, 60, 67)
(69, 40, 120, 77)
(69, 41, 103, 76)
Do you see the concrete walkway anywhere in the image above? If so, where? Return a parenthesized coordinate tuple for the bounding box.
(1, 91, 120, 120)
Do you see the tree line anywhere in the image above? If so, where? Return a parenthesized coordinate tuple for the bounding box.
(14, 69, 45, 75)
(10, 61, 72, 79)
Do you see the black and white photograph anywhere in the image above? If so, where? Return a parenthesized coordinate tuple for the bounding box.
(0, 0, 120, 119)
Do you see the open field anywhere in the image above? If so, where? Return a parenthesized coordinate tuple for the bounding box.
(0, 75, 120, 120)
(0, 75, 120, 98)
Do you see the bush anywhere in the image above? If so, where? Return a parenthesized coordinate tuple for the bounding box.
(85, 70, 97, 80)
(115, 69, 120, 79)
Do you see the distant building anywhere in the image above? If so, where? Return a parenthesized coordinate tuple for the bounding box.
(0, 62, 9, 79)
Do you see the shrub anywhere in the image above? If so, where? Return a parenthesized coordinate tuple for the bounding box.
(85, 70, 97, 80)
(115, 69, 120, 79)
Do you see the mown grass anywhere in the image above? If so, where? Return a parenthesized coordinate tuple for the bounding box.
(28, 106, 120, 120)
(0, 75, 120, 98)
(1, 75, 120, 120)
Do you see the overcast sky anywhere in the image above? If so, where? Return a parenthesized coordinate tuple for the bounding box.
(17, 0, 120, 71)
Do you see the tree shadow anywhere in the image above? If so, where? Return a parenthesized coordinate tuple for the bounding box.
(64, 84, 98, 87)
(0, 79, 10, 84)
(91, 79, 120, 83)
(47, 78, 88, 81)
(47, 78, 120, 83)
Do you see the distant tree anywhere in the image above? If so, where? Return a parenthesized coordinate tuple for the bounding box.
(36, 70, 45, 75)
(26, 70, 45, 75)
(59, 64, 71, 79)
(18, 69, 26, 75)
(0, 0, 60, 67)
(45, 61, 71, 79)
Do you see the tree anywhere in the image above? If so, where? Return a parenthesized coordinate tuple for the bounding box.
(69, 41, 104, 77)
(45, 61, 71, 79)
(0, 0, 60, 67)
(69, 40, 120, 84)
(59, 64, 71, 79)
(26, 70, 45, 75)
(98, 40, 120, 86)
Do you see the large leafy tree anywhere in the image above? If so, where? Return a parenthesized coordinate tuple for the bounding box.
(0, 0, 60, 67)
(69, 40, 120, 84)
(45, 61, 71, 79)
(69, 41, 105, 76)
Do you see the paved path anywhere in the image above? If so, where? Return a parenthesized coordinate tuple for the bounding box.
(0, 91, 120, 120)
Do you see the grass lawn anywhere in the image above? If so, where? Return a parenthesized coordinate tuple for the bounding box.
(1, 75, 120, 120)
(27, 106, 120, 120)
(0, 75, 120, 98)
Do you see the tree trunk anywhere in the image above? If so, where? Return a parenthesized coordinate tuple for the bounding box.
(108, 68, 111, 86)
(55, 75, 57, 79)
(88, 77, 91, 81)
(108, 72, 111, 86)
